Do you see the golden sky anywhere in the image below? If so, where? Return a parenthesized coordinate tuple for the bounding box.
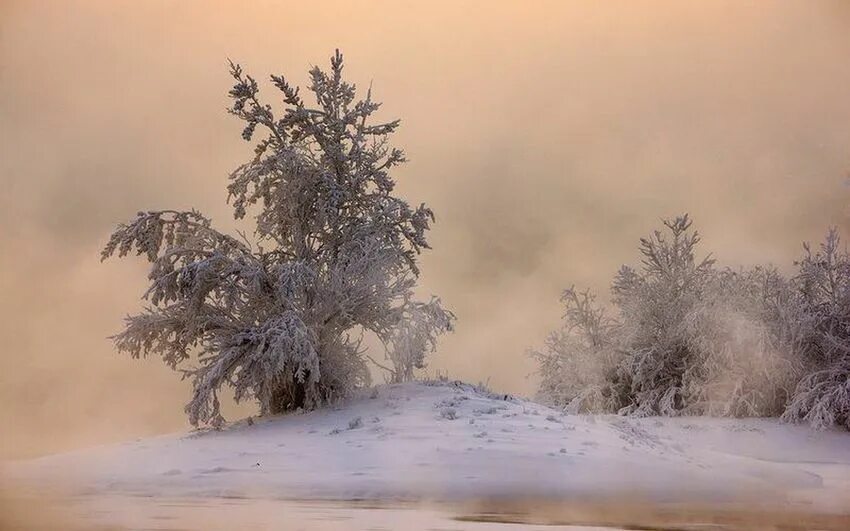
(2, 0, 850, 458)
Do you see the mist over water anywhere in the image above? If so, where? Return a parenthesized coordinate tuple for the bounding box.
(2, 0, 850, 459)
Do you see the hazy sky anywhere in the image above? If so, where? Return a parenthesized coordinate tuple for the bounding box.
(2, 0, 850, 458)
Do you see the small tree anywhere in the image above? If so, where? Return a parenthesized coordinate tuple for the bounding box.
(102, 51, 454, 427)
(783, 229, 850, 429)
(534, 215, 797, 418)
(531, 287, 624, 413)
(610, 215, 717, 416)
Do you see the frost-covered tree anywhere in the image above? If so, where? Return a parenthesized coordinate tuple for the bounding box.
(534, 215, 798, 419)
(682, 266, 799, 417)
(102, 51, 454, 427)
(609, 215, 717, 416)
(530, 288, 622, 413)
(783, 229, 850, 429)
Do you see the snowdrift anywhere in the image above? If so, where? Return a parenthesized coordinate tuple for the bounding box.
(7, 381, 849, 512)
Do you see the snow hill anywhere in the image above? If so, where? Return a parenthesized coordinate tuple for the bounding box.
(6, 381, 850, 516)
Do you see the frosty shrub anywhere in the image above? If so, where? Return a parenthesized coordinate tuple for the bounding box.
(530, 288, 622, 413)
(534, 215, 803, 421)
(782, 229, 850, 429)
(681, 267, 800, 417)
(102, 51, 454, 427)
(609, 215, 720, 416)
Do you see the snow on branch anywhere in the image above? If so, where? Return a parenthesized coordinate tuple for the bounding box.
(103, 51, 453, 426)
(534, 215, 850, 430)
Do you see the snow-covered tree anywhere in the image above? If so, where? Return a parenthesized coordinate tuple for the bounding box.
(530, 287, 622, 413)
(534, 215, 798, 419)
(783, 229, 850, 429)
(102, 51, 454, 427)
(609, 215, 717, 416)
(681, 266, 800, 417)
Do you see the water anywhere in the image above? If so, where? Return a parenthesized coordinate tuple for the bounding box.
(4, 491, 850, 530)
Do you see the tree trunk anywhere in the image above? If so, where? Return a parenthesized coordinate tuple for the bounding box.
(268, 378, 307, 414)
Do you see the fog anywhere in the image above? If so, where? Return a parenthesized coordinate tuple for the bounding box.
(2, 0, 850, 459)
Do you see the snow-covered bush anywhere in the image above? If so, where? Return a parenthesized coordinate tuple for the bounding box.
(608, 215, 720, 416)
(530, 288, 622, 413)
(782, 229, 850, 429)
(102, 51, 454, 427)
(680, 267, 800, 417)
(534, 215, 802, 420)
(374, 297, 455, 383)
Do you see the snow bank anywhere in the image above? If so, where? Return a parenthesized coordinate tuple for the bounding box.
(5, 381, 849, 511)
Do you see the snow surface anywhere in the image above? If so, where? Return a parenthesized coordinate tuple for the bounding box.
(5, 381, 850, 525)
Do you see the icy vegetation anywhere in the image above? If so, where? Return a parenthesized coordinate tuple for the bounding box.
(534, 215, 850, 430)
(102, 51, 453, 427)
